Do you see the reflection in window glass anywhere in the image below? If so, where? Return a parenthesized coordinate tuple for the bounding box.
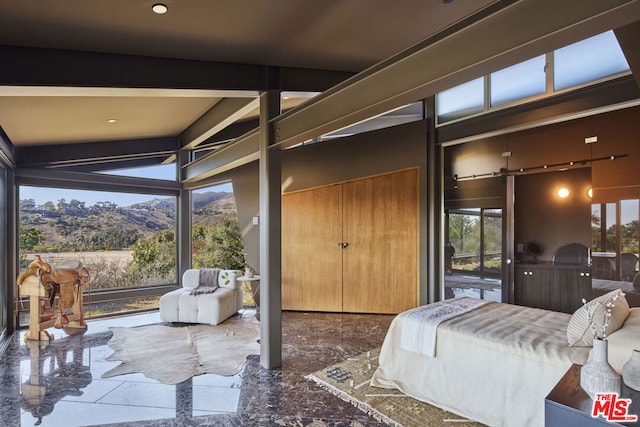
(447, 208, 502, 276)
(621, 199, 639, 281)
(437, 77, 484, 123)
(18, 186, 177, 321)
(606, 203, 618, 253)
(448, 210, 481, 272)
(591, 203, 618, 280)
(591, 204, 603, 252)
(491, 55, 546, 107)
(445, 208, 502, 302)
(554, 31, 629, 91)
(483, 208, 503, 275)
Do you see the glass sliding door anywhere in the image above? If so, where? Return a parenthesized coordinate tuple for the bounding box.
(620, 199, 639, 281)
(591, 198, 640, 307)
(445, 207, 502, 301)
(592, 200, 639, 282)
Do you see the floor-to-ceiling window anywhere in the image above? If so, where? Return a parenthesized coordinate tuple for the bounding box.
(191, 182, 244, 270)
(190, 182, 253, 306)
(15, 161, 181, 324)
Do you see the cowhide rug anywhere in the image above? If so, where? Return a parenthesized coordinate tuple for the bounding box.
(102, 314, 259, 384)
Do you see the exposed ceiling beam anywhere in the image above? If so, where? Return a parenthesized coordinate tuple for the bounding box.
(51, 156, 171, 174)
(0, 127, 14, 167)
(0, 45, 354, 92)
(15, 136, 179, 167)
(0, 85, 252, 99)
(15, 167, 181, 194)
(182, 0, 640, 183)
(273, 0, 639, 148)
(183, 129, 259, 183)
(180, 97, 260, 150)
(195, 119, 260, 149)
(614, 20, 640, 89)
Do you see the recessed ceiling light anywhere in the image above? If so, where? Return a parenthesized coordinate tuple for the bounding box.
(106, 119, 118, 124)
(152, 3, 168, 14)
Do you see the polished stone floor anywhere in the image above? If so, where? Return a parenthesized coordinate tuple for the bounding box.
(0, 309, 395, 426)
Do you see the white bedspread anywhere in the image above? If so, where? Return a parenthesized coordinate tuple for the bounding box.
(371, 299, 591, 427)
(400, 297, 489, 357)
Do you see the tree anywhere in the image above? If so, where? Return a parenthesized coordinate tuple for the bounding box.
(192, 224, 207, 241)
(20, 199, 36, 211)
(131, 229, 176, 278)
(193, 215, 245, 269)
(42, 201, 55, 211)
(20, 226, 46, 251)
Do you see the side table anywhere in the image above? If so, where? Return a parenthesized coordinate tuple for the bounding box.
(546, 364, 640, 426)
(236, 275, 260, 320)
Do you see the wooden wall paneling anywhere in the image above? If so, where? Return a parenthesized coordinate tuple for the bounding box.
(342, 169, 418, 314)
(590, 105, 640, 201)
(507, 120, 591, 173)
(281, 185, 344, 311)
(445, 136, 508, 181)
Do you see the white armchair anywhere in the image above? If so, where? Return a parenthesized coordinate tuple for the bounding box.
(159, 269, 243, 325)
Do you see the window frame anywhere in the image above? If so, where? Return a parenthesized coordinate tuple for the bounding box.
(14, 166, 183, 324)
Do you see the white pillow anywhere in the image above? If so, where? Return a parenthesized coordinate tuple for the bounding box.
(605, 307, 640, 373)
(567, 289, 629, 347)
(182, 269, 200, 289)
(218, 270, 242, 289)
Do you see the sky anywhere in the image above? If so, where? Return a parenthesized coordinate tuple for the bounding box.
(19, 164, 233, 207)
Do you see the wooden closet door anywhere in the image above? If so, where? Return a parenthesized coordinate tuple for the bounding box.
(342, 169, 418, 314)
(282, 185, 344, 311)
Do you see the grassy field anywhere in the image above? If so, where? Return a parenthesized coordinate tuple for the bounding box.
(20, 250, 256, 319)
(23, 250, 134, 266)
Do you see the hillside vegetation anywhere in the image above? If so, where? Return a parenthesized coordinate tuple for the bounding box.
(20, 191, 236, 252)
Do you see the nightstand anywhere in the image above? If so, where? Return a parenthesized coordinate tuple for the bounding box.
(545, 364, 640, 426)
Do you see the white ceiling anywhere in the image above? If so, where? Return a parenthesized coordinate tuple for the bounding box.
(0, 0, 496, 149)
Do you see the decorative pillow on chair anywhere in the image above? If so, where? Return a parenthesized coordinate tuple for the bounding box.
(219, 270, 242, 289)
(567, 289, 629, 347)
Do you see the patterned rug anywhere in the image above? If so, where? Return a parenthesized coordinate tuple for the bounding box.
(306, 348, 485, 427)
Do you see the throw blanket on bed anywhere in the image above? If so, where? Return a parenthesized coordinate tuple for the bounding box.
(400, 297, 489, 357)
(189, 268, 220, 295)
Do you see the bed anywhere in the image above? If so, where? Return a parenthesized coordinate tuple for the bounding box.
(370, 295, 639, 427)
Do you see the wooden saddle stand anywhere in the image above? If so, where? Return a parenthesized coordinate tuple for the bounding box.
(17, 255, 90, 341)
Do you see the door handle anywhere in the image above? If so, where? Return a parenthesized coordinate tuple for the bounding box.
(338, 242, 349, 249)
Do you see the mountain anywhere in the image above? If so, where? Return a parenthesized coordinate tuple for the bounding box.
(19, 191, 237, 251)
(192, 192, 237, 227)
